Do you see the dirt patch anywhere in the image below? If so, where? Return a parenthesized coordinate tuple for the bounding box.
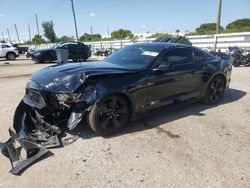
(155, 127, 180, 138)
(141, 120, 180, 138)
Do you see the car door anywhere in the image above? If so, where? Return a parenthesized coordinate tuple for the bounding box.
(1, 44, 11, 57)
(146, 47, 199, 110)
(68, 43, 79, 60)
(192, 48, 215, 89)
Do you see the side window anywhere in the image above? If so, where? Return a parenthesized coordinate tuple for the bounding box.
(2, 45, 10, 48)
(80, 43, 85, 48)
(69, 44, 78, 50)
(158, 48, 194, 68)
(193, 50, 211, 63)
(60, 44, 68, 49)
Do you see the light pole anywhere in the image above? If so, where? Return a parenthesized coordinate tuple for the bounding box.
(35, 14, 40, 35)
(1, 32, 4, 41)
(70, 0, 79, 41)
(90, 26, 93, 41)
(28, 25, 32, 44)
(216, 0, 222, 34)
(14, 24, 20, 44)
(7, 28, 11, 43)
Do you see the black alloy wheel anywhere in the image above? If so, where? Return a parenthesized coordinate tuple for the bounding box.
(88, 95, 129, 136)
(203, 76, 225, 104)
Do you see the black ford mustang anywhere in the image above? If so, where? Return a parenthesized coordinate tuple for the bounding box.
(16, 43, 232, 136)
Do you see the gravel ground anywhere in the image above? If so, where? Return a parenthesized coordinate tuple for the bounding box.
(0, 57, 249, 188)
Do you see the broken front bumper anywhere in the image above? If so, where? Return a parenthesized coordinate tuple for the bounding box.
(0, 96, 85, 175)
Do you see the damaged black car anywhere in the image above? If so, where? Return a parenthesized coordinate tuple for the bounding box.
(15, 43, 232, 137)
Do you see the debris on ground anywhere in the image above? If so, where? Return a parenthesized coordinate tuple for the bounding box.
(0, 101, 80, 175)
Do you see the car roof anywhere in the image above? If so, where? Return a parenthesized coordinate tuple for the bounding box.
(132, 42, 192, 49)
(59, 41, 82, 45)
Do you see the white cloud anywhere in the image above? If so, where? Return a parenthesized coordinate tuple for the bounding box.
(141, 25, 146, 29)
(0, 14, 5, 18)
(157, 27, 163, 31)
(89, 12, 96, 17)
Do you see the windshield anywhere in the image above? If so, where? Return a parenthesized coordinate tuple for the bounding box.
(103, 45, 165, 70)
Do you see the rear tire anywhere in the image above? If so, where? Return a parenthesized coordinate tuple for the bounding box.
(6, 52, 16, 60)
(79, 54, 86, 62)
(203, 75, 225, 105)
(26, 53, 31, 58)
(88, 95, 129, 136)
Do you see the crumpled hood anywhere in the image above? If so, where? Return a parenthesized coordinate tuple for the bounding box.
(30, 61, 138, 92)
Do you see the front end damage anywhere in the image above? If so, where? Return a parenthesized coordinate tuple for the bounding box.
(0, 75, 98, 175)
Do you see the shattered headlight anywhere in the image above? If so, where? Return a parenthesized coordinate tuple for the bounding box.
(55, 93, 81, 104)
(55, 85, 97, 105)
(45, 73, 87, 93)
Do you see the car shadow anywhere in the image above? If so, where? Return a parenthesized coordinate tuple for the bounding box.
(67, 88, 247, 140)
(0, 58, 29, 62)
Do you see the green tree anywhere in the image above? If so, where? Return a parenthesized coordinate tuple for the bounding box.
(131, 35, 139, 42)
(57, 35, 75, 42)
(23, 40, 32, 45)
(226, 18, 250, 32)
(195, 23, 224, 35)
(32, 35, 46, 45)
(79, 33, 102, 42)
(111, 29, 134, 40)
(42, 21, 57, 43)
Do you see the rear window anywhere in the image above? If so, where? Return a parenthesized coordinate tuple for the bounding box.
(193, 50, 215, 63)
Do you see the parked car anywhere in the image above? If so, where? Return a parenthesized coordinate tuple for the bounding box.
(31, 42, 91, 63)
(14, 43, 232, 138)
(0, 43, 19, 60)
(11, 43, 29, 54)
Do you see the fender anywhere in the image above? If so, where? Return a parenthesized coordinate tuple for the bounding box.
(95, 91, 136, 116)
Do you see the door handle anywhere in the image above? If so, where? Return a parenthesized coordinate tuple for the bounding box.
(147, 82, 154, 86)
(202, 64, 208, 69)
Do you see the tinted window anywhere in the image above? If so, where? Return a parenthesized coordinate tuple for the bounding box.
(2, 44, 11, 48)
(158, 48, 193, 68)
(69, 44, 78, 50)
(104, 45, 165, 70)
(193, 50, 214, 63)
(60, 44, 68, 49)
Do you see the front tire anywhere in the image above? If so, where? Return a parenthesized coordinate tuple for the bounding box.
(203, 75, 225, 105)
(6, 52, 16, 60)
(88, 95, 129, 136)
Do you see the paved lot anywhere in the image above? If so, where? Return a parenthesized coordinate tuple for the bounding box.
(0, 56, 250, 188)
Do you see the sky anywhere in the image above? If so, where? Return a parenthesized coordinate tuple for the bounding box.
(0, 0, 250, 42)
